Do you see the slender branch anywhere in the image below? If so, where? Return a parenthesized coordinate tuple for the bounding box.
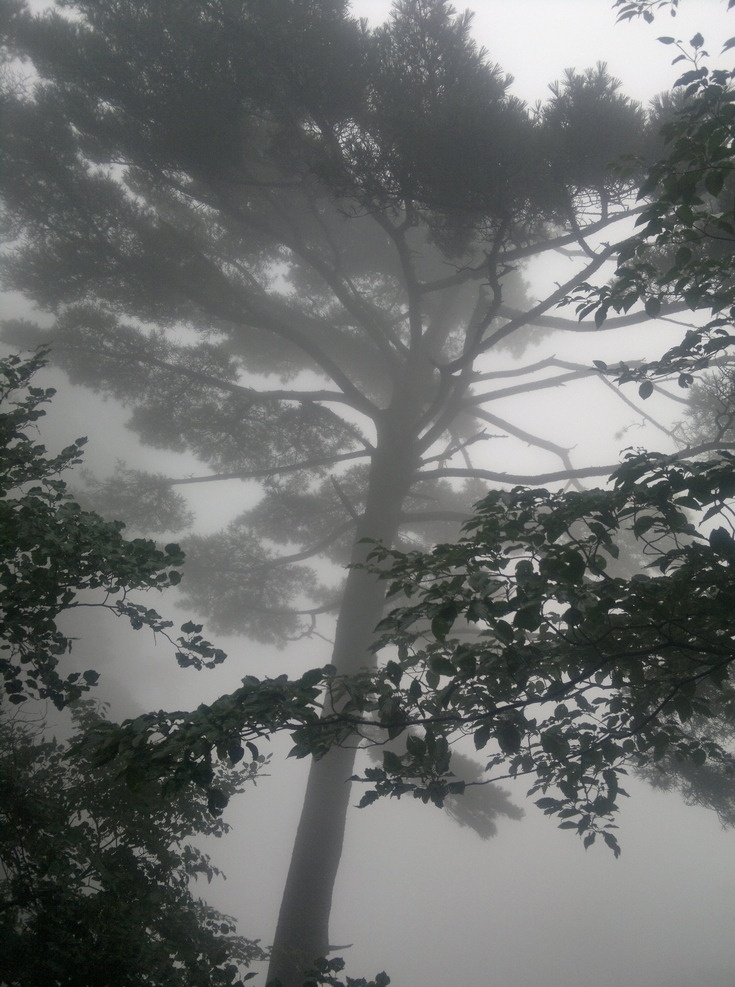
(370, 211, 424, 351)
(165, 168, 400, 365)
(61, 338, 261, 402)
(496, 301, 691, 333)
(330, 477, 361, 523)
(417, 206, 644, 296)
(651, 384, 691, 407)
(468, 369, 596, 404)
(502, 207, 644, 264)
(481, 242, 620, 353)
(165, 450, 372, 485)
(266, 521, 356, 568)
(417, 442, 735, 487)
(561, 188, 598, 260)
(472, 408, 573, 461)
(472, 356, 611, 383)
(596, 373, 679, 440)
(150, 217, 381, 418)
(400, 510, 470, 525)
(417, 263, 506, 453)
(264, 191, 407, 366)
(230, 299, 380, 419)
(241, 387, 368, 406)
(65, 338, 374, 456)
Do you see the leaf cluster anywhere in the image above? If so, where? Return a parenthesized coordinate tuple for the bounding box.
(293, 956, 390, 987)
(77, 667, 336, 816)
(613, 0, 735, 23)
(570, 26, 735, 388)
(0, 700, 265, 987)
(345, 450, 735, 854)
(0, 350, 226, 709)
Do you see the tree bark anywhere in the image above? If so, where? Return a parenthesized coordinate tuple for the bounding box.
(267, 402, 421, 987)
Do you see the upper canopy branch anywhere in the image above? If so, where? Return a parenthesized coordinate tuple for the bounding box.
(472, 408, 575, 462)
(370, 211, 425, 351)
(467, 368, 596, 405)
(124, 214, 380, 419)
(472, 356, 628, 383)
(218, 186, 407, 369)
(62, 338, 372, 449)
(480, 241, 621, 353)
(415, 206, 645, 297)
(417, 463, 622, 485)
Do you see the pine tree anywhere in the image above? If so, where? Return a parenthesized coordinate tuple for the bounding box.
(0, 2, 669, 982)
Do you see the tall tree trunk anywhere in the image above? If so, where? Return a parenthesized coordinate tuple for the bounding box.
(267, 406, 420, 987)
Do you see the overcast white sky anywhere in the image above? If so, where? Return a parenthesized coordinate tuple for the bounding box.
(354, 0, 733, 105)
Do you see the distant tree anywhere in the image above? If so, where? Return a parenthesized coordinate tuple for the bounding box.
(0, 1, 691, 982)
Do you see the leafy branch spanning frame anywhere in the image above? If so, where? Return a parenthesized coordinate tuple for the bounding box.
(82, 449, 735, 860)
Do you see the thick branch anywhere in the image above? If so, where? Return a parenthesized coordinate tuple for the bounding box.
(416, 464, 620, 485)
(418, 442, 735, 487)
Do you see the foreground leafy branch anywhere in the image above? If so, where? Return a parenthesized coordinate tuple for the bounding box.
(0, 348, 393, 986)
(569, 21, 735, 392)
(0, 700, 267, 987)
(338, 450, 735, 857)
(0, 350, 227, 710)
(98, 450, 735, 861)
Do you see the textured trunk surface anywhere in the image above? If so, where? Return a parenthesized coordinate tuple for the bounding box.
(267, 407, 420, 987)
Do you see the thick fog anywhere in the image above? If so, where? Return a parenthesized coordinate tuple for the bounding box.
(3, 1, 735, 986)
